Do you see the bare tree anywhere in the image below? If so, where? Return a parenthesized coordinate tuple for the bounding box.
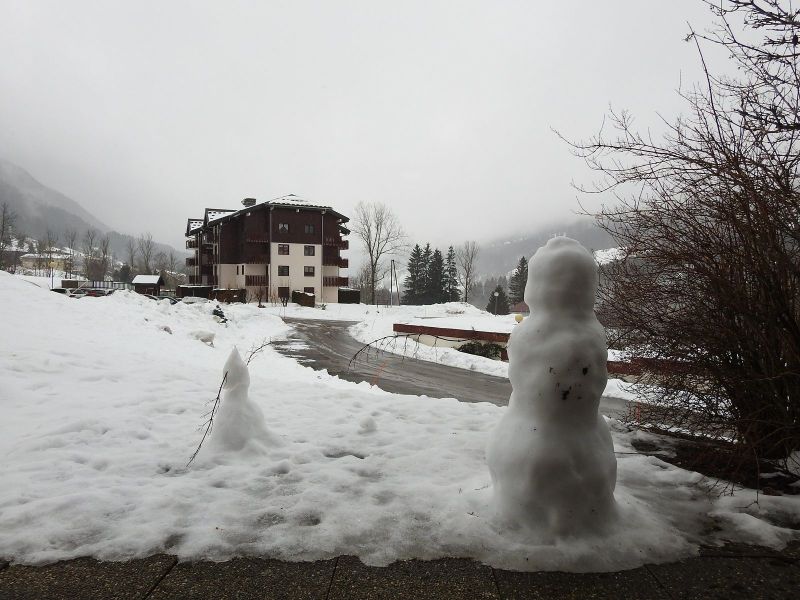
(11, 229, 25, 272)
(566, 0, 800, 472)
(64, 229, 78, 278)
(137, 232, 154, 274)
(455, 241, 479, 302)
(82, 228, 99, 280)
(45, 229, 59, 278)
(0, 202, 17, 270)
(350, 202, 406, 305)
(125, 237, 138, 274)
(98, 234, 111, 281)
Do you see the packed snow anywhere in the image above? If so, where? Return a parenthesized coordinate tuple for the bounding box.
(1, 271, 798, 572)
(488, 238, 618, 536)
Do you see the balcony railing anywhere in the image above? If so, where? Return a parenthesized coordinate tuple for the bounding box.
(245, 275, 268, 287)
(188, 275, 204, 284)
(323, 276, 348, 287)
(323, 237, 349, 250)
(245, 255, 268, 264)
(322, 256, 349, 268)
(186, 257, 197, 267)
(246, 235, 269, 243)
(186, 239, 198, 249)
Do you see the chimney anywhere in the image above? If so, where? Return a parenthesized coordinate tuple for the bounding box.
(242, 198, 256, 207)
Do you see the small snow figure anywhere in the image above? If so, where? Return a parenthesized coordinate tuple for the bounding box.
(210, 347, 279, 453)
(486, 236, 618, 538)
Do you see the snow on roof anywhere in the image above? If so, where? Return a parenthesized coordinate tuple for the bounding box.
(188, 219, 203, 232)
(206, 209, 235, 223)
(269, 193, 325, 208)
(132, 275, 162, 285)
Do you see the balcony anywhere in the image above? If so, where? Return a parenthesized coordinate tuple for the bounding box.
(186, 257, 197, 267)
(323, 276, 348, 287)
(245, 275, 268, 287)
(200, 265, 213, 276)
(322, 256, 349, 268)
(186, 239, 198, 249)
(323, 237, 349, 250)
(245, 255, 268, 264)
(188, 275, 203, 284)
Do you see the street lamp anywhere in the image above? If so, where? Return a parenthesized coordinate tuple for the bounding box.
(493, 290, 499, 315)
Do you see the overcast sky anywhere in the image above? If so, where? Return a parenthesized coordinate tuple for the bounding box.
(0, 0, 717, 250)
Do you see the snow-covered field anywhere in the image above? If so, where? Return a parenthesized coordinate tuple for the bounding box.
(1, 271, 798, 571)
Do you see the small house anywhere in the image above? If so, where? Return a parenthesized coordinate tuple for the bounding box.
(132, 274, 164, 296)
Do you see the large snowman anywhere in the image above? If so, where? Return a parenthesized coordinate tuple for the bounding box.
(486, 236, 617, 537)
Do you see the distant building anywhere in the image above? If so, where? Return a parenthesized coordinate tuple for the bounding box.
(184, 195, 349, 303)
(19, 252, 71, 272)
(132, 274, 164, 295)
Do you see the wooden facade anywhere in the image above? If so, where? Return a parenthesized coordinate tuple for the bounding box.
(185, 197, 349, 303)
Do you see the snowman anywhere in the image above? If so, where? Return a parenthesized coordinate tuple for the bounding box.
(486, 236, 617, 537)
(210, 347, 280, 453)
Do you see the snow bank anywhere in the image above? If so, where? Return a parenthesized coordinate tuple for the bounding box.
(1, 272, 798, 572)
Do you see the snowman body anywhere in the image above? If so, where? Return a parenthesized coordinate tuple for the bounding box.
(486, 237, 617, 537)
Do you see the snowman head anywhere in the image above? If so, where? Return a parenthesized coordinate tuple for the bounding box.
(223, 346, 251, 390)
(525, 236, 598, 312)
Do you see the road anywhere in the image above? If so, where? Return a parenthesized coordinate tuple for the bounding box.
(272, 318, 632, 419)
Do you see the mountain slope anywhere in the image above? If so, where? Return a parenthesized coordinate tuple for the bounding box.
(0, 158, 184, 259)
(476, 218, 615, 277)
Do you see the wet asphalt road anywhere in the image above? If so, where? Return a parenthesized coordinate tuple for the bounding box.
(272, 318, 632, 419)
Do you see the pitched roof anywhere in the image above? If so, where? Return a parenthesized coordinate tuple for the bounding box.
(132, 275, 164, 285)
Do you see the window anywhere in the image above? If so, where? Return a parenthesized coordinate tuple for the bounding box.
(304, 287, 315, 294)
(236, 265, 239, 275)
(278, 265, 289, 276)
(304, 224, 315, 234)
(304, 245, 315, 256)
(278, 223, 289, 233)
(304, 266, 315, 277)
(278, 244, 289, 255)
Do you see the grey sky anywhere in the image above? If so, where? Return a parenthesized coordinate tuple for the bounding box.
(1, 0, 715, 251)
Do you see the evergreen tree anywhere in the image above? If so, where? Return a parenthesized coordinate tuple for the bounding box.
(419, 243, 432, 303)
(486, 284, 510, 315)
(444, 246, 460, 301)
(508, 256, 528, 304)
(402, 244, 425, 304)
(426, 248, 446, 304)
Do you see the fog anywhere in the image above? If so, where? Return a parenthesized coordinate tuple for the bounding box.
(0, 1, 716, 250)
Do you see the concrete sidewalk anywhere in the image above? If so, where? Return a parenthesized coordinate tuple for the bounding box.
(1, 543, 797, 600)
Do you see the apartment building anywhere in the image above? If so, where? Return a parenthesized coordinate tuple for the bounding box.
(185, 195, 349, 303)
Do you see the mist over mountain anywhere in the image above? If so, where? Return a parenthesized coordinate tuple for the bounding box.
(0, 158, 186, 260)
(476, 218, 615, 278)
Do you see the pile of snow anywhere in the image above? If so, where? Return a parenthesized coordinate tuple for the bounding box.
(1, 271, 798, 572)
(488, 238, 618, 537)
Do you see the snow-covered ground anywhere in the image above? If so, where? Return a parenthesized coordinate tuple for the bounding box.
(1, 271, 798, 571)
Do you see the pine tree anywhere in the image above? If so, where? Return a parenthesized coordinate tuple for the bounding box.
(508, 256, 528, 304)
(403, 244, 424, 304)
(486, 285, 510, 315)
(426, 248, 446, 304)
(444, 246, 460, 302)
(419, 243, 432, 304)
